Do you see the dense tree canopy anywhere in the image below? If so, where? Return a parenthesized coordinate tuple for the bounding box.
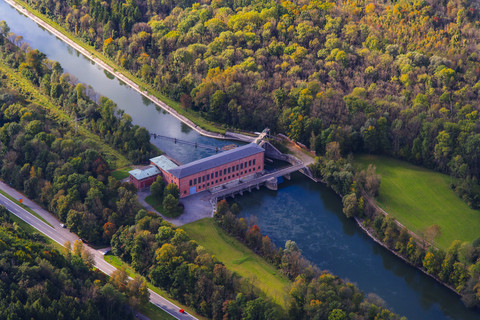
(111, 209, 403, 319)
(0, 206, 132, 320)
(21, 0, 480, 205)
(0, 29, 153, 243)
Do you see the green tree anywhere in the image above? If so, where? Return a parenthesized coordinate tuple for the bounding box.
(329, 309, 347, 320)
(163, 194, 179, 215)
(423, 250, 441, 275)
(150, 176, 165, 198)
(126, 276, 150, 307)
(342, 193, 358, 218)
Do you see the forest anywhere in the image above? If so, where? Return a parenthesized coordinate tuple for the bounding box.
(0, 22, 403, 319)
(19, 0, 480, 205)
(0, 205, 134, 319)
(0, 22, 161, 243)
(0, 22, 156, 244)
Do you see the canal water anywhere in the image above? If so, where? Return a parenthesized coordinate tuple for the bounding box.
(1, 1, 479, 319)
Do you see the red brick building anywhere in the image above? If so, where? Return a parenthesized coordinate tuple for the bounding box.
(128, 165, 161, 189)
(165, 143, 264, 198)
(130, 143, 265, 198)
(129, 155, 178, 189)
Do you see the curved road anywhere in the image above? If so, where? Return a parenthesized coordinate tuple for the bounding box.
(0, 181, 197, 320)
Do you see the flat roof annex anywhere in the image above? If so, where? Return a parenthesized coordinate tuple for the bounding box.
(168, 143, 264, 179)
(129, 165, 161, 180)
(150, 155, 178, 172)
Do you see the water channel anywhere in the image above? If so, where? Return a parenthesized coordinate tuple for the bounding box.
(1, 1, 479, 319)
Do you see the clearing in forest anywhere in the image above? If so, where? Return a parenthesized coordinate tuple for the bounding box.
(182, 218, 290, 305)
(356, 155, 480, 250)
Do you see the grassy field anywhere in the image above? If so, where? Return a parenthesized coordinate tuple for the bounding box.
(111, 166, 132, 180)
(356, 155, 480, 249)
(145, 195, 182, 218)
(182, 218, 290, 305)
(145, 195, 163, 212)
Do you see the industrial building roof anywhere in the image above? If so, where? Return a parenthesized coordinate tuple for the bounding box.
(129, 165, 161, 181)
(168, 143, 264, 179)
(150, 155, 178, 172)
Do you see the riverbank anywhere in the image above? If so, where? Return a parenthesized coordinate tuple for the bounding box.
(357, 155, 480, 250)
(2, 1, 476, 317)
(354, 191, 465, 300)
(307, 155, 466, 302)
(5, 0, 255, 142)
(354, 216, 462, 297)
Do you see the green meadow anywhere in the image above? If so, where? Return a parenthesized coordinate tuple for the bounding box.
(182, 218, 290, 305)
(356, 155, 480, 249)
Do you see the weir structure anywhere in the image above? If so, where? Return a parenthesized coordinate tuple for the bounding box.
(209, 129, 317, 201)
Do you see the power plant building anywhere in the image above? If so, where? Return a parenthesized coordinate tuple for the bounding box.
(129, 143, 265, 198)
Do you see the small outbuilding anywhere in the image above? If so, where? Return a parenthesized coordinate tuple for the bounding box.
(128, 165, 161, 189)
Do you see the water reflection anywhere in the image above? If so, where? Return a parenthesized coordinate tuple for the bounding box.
(104, 70, 115, 80)
(141, 95, 152, 106)
(181, 122, 192, 134)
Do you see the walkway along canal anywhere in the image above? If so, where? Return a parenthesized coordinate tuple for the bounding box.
(1, 1, 479, 319)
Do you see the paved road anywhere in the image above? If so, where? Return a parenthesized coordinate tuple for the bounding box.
(0, 181, 197, 320)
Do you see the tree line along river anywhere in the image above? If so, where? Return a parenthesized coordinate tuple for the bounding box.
(1, 1, 479, 319)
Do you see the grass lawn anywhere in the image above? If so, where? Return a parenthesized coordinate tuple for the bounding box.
(356, 155, 480, 249)
(111, 167, 132, 180)
(145, 195, 163, 213)
(145, 195, 182, 218)
(182, 218, 290, 305)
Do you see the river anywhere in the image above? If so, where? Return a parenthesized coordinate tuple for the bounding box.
(1, 1, 479, 319)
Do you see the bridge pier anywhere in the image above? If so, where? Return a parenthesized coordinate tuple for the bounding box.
(209, 160, 308, 201)
(266, 177, 278, 191)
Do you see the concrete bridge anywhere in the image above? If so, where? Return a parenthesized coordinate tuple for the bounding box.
(209, 138, 317, 201)
(210, 162, 306, 200)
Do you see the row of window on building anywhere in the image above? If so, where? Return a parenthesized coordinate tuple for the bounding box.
(189, 159, 259, 189)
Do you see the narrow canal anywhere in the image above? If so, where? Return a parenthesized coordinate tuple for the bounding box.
(1, 1, 479, 319)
